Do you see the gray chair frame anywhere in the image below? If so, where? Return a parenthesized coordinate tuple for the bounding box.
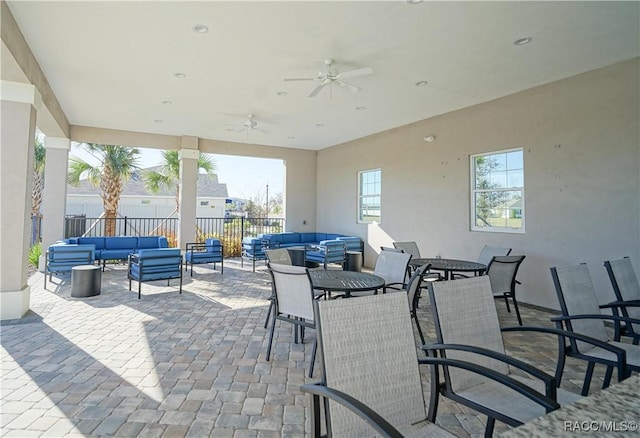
(486, 255, 526, 325)
(550, 263, 640, 395)
(604, 256, 640, 345)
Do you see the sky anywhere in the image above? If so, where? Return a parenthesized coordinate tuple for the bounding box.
(68, 143, 284, 200)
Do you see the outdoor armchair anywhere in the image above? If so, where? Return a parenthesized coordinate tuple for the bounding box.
(452, 245, 511, 279)
(184, 238, 223, 276)
(604, 256, 640, 345)
(266, 264, 318, 377)
(550, 263, 640, 395)
(44, 243, 95, 290)
(128, 248, 183, 299)
(304, 240, 347, 270)
(426, 276, 594, 437)
(301, 292, 455, 437)
(374, 250, 412, 292)
(486, 255, 526, 326)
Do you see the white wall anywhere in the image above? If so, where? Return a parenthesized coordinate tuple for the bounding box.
(316, 58, 640, 310)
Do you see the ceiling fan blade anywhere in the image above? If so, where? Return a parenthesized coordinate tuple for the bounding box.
(308, 82, 327, 97)
(283, 77, 316, 82)
(335, 80, 361, 93)
(337, 66, 374, 80)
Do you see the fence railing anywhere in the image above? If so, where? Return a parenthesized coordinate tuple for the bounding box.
(61, 215, 285, 257)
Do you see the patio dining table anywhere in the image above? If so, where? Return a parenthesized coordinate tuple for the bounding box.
(409, 257, 487, 280)
(309, 270, 385, 297)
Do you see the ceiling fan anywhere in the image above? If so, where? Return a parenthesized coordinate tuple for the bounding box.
(283, 58, 374, 98)
(228, 114, 268, 134)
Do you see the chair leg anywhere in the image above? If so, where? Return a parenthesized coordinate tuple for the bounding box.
(309, 336, 317, 378)
(414, 316, 426, 346)
(138, 280, 142, 300)
(503, 294, 511, 313)
(484, 417, 496, 438)
(511, 296, 523, 326)
(603, 366, 614, 389)
(263, 298, 274, 329)
(582, 361, 595, 396)
(266, 315, 277, 361)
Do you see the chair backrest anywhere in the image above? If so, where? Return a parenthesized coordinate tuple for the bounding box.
(393, 241, 421, 259)
(315, 293, 427, 435)
(406, 263, 431, 312)
(380, 246, 403, 253)
(486, 255, 526, 294)
(604, 257, 640, 329)
(428, 276, 509, 392)
(477, 245, 512, 266)
(374, 250, 412, 286)
(550, 264, 609, 349)
(265, 248, 292, 265)
(269, 264, 315, 322)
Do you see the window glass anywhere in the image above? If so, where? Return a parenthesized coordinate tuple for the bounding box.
(471, 149, 524, 233)
(358, 169, 381, 223)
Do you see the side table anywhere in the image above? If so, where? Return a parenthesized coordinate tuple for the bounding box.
(71, 265, 102, 297)
(345, 251, 363, 272)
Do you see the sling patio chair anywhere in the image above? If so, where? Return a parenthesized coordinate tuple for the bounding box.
(266, 263, 318, 377)
(262, 249, 294, 329)
(404, 263, 432, 345)
(550, 263, 640, 395)
(302, 292, 493, 437)
(604, 256, 640, 345)
(452, 245, 512, 279)
(486, 255, 526, 326)
(425, 275, 616, 437)
(393, 240, 442, 281)
(374, 250, 412, 292)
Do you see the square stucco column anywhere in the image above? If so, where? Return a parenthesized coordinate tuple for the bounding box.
(1, 81, 40, 320)
(178, 137, 199, 249)
(41, 137, 70, 251)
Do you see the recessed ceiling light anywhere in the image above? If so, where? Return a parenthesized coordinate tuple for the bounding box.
(154, 119, 163, 123)
(424, 135, 436, 142)
(315, 123, 324, 127)
(415, 80, 428, 87)
(288, 136, 295, 140)
(355, 106, 366, 111)
(513, 37, 532, 46)
(277, 91, 288, 96)
(161, 100, 172, 105)
(192, 24, 209, 33)
(174, 72, 186, 78)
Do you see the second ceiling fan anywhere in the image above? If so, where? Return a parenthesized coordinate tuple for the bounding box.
(283, 58, 374, 98)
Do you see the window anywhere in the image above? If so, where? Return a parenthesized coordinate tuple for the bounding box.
(358, 169, 381, 223)
(200, 201, 209, 206)
(471, 148, 524, 233)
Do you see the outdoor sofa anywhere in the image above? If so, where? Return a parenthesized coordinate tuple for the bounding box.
(241, 232, 363, 271)
(64, 236, 169, 270)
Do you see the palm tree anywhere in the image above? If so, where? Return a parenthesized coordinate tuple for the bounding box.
(31, 137, 46, 218)
(68, 144, 140, 236)
(142, 150, 216, 213)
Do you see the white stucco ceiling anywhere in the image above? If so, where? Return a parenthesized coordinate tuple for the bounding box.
(5, 1, 640, 150)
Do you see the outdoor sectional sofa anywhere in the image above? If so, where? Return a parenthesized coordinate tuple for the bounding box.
(62, 236, 169, 270)
(241, 232, 363, 271)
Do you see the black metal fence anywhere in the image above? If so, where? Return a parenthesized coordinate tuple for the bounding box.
(62, 215, 286, 257)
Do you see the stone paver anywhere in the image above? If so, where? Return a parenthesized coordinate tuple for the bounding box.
(0, 259, 619, 437)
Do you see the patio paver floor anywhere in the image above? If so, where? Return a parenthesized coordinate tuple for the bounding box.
(1, 259, 617, 437)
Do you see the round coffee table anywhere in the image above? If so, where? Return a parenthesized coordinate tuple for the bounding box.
(409, 258, 486, 280)
(309, 270, 385, 297)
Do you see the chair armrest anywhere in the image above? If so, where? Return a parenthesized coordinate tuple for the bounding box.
(419, 356, 560, 413)
(551, 313, 640, 327)
(423, 343, 557, 398)
(186, 242, 207, 251)
(600, 300, 640, 310)
(300, 383, 404, 438)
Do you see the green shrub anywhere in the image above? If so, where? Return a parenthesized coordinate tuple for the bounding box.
(29, 243, 42, 267)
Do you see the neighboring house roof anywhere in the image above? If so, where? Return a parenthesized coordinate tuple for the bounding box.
(67, 166, 229, 198)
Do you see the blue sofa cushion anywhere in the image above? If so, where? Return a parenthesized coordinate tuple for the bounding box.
(336, 236, 363, 252)
(76, 237, 106, 250)
(47, 244, 95, 273)
(106, 236, 138, 250)
(137, 236, 167, 249)
(299, 232, 319, 243)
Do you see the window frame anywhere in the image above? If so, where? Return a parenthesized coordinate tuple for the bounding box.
(470, 147, 525, 234)
(357, 168, 381, 224)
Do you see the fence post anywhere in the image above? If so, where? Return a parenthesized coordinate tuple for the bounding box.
(241, 216, 245, 238)
(124, 216, 128, 236)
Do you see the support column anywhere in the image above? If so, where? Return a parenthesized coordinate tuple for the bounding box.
(178, 136, 199, 249)
(41, 137, 70, 253)
(1, 81, 40, 320)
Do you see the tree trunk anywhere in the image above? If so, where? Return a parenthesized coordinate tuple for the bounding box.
(101, 166, 122, 237)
